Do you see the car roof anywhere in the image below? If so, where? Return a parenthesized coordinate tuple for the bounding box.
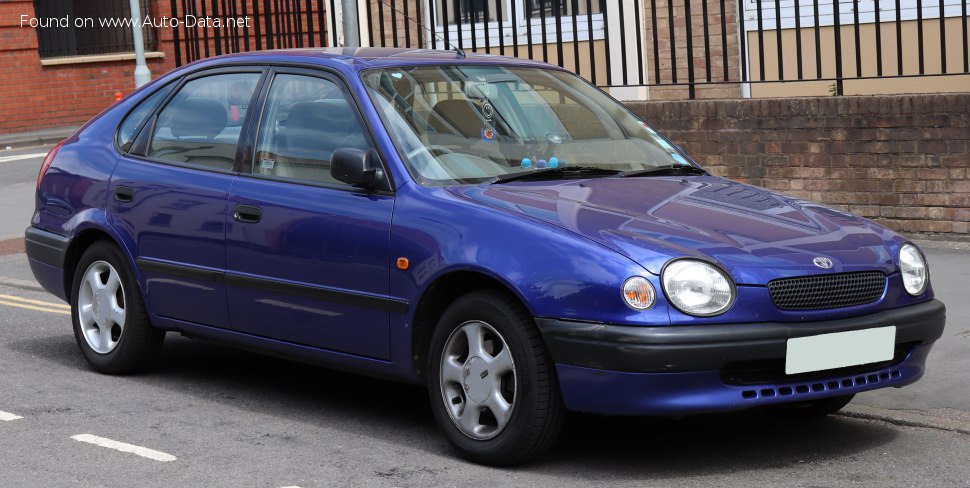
(190, 47, 560, 71)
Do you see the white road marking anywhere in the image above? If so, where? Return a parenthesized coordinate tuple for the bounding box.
(0, 153, 47, 163)
(71, 434, 177, 462)
(0, 411, 23, 421)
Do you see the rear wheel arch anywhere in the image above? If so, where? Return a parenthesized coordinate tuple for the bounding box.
(63, 229, 128, 304)
(410, 270, 535, 381)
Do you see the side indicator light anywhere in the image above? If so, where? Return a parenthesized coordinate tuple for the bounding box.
(397, 258, 410, 270)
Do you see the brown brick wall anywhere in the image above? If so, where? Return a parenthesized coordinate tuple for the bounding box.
(365, 0, 423, 49)
(626, 94, 970, 237)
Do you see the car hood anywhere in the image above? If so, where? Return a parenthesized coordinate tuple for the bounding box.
(448, 176, 898, 285)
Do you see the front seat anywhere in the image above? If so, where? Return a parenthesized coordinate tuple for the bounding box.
(428, 99, 483, 138)
(275, 99, 367, 181)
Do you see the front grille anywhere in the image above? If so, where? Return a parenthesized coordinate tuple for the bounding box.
(768, 271, 886, 311)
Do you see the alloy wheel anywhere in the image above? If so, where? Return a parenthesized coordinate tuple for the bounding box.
(439, 320, 517, 440)
(77, 260, 127, 354)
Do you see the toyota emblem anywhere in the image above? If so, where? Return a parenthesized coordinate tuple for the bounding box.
(813, 257, 834, 269)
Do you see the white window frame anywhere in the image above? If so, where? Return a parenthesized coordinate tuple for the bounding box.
(741, 0, 967, 30)
(424, 0, 607, 49)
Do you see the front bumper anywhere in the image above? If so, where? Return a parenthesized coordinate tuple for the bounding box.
(537, 299, 945, 415)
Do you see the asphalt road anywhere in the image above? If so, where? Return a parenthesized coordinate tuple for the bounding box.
(0, 144, 968, 486)
(0, 281, 968, 487)
(0, 146, 47, 240)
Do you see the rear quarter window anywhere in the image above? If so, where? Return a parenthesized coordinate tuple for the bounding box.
(117, 83, 175, 151)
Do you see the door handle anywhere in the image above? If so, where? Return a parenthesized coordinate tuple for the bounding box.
(113, 186, 135, 203)
(233, 205, 262, 224)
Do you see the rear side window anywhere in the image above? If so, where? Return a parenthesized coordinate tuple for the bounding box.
(252, 74, 371, 185)
(117, 83, 174, 151)
(148, 73, 260, 170)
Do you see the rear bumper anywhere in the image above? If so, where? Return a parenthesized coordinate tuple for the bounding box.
(537, 299, 945, 415)
(25, 226, 70, 301)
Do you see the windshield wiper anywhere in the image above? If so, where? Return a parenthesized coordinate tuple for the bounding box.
(615, 164, 708, 178)
(490, 166, 621, 184)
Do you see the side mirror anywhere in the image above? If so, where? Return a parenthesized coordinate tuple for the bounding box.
(330, 148, 380, 187)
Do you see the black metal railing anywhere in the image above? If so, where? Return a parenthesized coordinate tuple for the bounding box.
(736, 0, 970, 96)
(169, 0, 342, 67)
(170, 0, 970, 98)
(35, 0, 158, 59)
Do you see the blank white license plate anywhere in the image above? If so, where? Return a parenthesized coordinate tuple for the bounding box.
(785, 326, 896, 375)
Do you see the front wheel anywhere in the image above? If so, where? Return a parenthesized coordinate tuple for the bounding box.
(428, 291, 564, 466)
(71, 241, 164, 374)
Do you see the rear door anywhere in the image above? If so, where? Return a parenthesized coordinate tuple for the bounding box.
(225, 68, 398, 359)
(110, 68, 264, 328)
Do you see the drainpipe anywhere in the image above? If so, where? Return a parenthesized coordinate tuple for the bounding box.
(129, 0, 151, 87)
(341, 0, 360, 47)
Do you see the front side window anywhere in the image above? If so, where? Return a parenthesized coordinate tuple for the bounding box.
(252, 74, 371, 185)
(363, 65, 689, 186)
(148, 73, 260, 170)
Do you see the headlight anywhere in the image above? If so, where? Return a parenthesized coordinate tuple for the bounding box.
(622, 276, 656, 310)
(662, 259, 735, 316)
(899, 243, 928, 295)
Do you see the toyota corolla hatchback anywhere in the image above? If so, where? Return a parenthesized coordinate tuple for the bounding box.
(26, 48, 945, 465)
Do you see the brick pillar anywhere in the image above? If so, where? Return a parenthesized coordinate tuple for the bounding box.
(643, 0, 743, 100)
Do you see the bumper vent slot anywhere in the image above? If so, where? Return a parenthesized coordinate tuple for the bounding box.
(741, 369, 902, 401)
(768, 271, 886, 311)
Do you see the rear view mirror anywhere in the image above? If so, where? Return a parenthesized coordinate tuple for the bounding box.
(331, 148, 381, 187)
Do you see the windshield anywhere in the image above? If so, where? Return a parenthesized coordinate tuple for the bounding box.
(361, 65, 694, 186)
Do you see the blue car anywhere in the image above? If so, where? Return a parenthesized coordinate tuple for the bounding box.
(26, 48, 945, 465)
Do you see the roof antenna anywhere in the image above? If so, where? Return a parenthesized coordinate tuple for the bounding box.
(377, 0, 466, 59)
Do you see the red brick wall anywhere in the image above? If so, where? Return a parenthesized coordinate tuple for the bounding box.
(0, 0, 176, 135)
(626, 94, 970, 237)
(0, 0, 329, 136)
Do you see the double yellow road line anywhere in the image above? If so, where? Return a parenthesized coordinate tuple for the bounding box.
(0, 294, 70, 315)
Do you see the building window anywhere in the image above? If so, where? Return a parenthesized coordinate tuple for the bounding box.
(435, 0, 505, 25)
(525, 0, 603, 19)
(33, 0, 158, 59)
(431, 0, 605, 47)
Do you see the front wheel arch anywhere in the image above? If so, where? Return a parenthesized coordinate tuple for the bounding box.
(411, 270, 533, 382)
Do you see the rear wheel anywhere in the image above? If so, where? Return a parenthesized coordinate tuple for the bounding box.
(428, 290, 564, 466)
(71, 241, 164, 374)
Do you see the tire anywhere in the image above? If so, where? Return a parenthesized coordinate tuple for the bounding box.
(427, 290, 564, 466)
(70, 240, 164, 374)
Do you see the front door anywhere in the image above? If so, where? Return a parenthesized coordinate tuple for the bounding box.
(225, 70, 396, 359)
